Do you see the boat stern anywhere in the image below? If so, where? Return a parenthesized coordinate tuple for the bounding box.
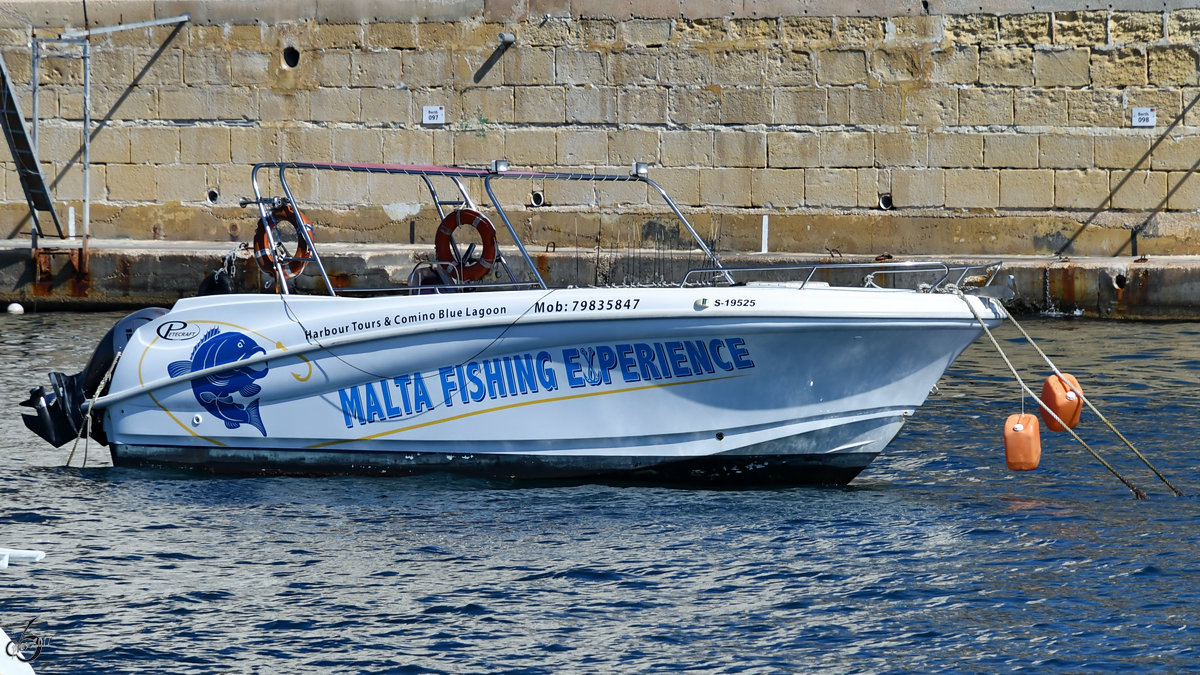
(18, 307, 166, 449)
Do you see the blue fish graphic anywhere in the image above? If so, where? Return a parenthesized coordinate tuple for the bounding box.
(168, 327, 269, 436)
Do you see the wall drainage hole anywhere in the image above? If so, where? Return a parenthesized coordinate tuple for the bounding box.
(282, 46, 300, 69)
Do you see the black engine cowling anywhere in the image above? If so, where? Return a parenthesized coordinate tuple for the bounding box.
(20, 307, 167, 448)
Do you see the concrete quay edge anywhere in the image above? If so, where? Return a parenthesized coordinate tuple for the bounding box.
(0, 238, 1196, 320)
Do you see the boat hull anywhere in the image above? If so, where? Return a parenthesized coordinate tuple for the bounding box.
(110, 446, 882, 485)
(110, 415, 901, 484)
(90, 287, 1002, 485)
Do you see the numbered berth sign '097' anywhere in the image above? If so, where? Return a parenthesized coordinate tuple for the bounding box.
(422, 106, 445, 125)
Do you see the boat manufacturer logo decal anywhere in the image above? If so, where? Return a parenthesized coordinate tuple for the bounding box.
(156, 320, 202, 341)
(167, 327, 269, 436)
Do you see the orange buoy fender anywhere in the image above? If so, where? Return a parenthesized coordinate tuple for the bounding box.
(1004, 413, 1042, 471)
(1040, 373, 1082, 432)
(434, 209, 498, 282)
(253, 203, 314, 280)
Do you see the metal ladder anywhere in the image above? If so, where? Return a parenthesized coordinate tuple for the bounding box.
(0, 52, 62, 248)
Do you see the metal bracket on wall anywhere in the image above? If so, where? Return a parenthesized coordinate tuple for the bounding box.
(21, 13, 190, 291)
(32, 246, 87, 286)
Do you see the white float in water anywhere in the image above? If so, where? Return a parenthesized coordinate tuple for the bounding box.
(0, 548, 45, 568)
(6, 303, 24, 315)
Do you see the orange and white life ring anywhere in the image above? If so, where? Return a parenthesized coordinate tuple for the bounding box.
(254, 202, 314, 280)
(434, 208, 498, 282)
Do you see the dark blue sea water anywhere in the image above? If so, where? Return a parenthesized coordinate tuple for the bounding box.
(3, 312, 1199, 673)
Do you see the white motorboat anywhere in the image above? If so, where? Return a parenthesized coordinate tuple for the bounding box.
(21, 162, 1007, 484)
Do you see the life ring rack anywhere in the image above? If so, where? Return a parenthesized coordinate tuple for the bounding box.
(434, 208, 498, 282)
(253, 201, 315, 280)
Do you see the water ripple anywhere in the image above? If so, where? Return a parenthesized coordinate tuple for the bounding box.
(2, 316, 1199, 671)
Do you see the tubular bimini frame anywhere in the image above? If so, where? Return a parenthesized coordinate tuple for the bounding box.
(245, 161, 1000, 296)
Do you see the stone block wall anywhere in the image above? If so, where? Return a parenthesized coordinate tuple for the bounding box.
(1, 0, 1199, 256)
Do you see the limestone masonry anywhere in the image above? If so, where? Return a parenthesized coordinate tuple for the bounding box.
(3, 0, 1200, 259)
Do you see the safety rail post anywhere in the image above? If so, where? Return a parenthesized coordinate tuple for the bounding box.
(483, 171, 547, 290)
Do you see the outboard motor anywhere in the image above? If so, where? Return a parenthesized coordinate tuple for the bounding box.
(20, 307, 167, 447)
